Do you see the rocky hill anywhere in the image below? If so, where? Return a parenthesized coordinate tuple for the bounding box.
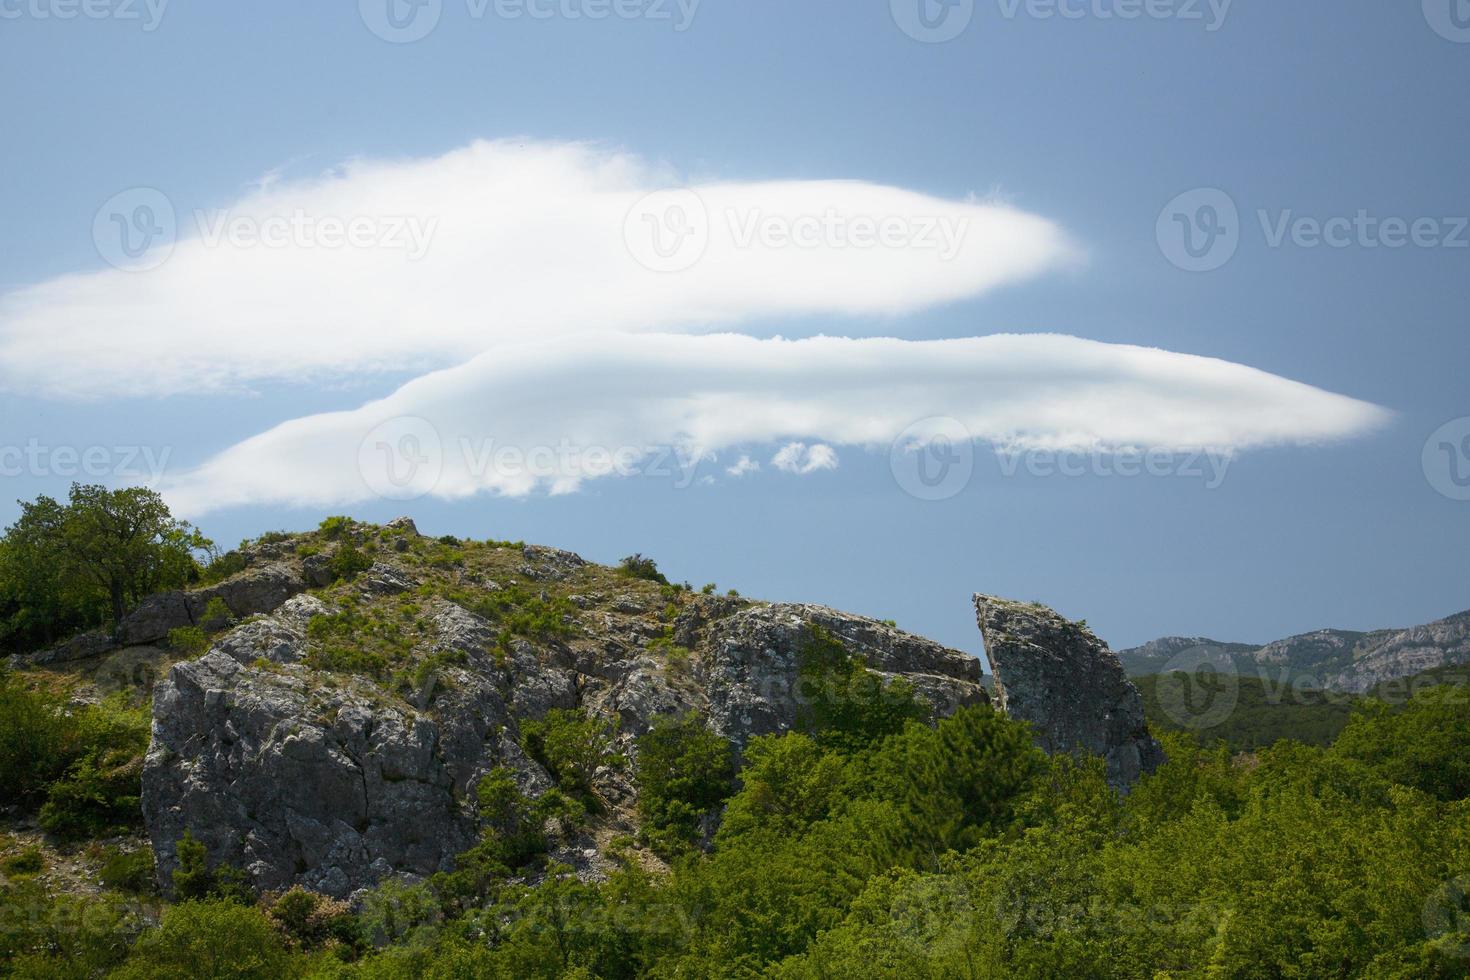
(1116, 610, 1470, 693)
(11, 518, 1158, 901)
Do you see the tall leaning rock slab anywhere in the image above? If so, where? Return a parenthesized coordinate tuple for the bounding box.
(974, 594, 1164, 790)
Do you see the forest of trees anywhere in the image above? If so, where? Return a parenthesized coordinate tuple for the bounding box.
(3, 673, 1468, 977)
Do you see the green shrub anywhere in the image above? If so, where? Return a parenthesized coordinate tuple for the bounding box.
(328, 542, 373, 582)
(113, 899, 292, 980)
(466, 586, 577, 650)
(319, 515, 353, 540)
(304, 610, 393, 678)
(616, 553, 668, 585)
(99, 846, 157, 894)
(167, 625, 209, 655)
(198, 549, 247, 586)
(0, 678, 148, 827)
(39, 748, 144, 838)
(170, 829, 253, 904)
(796, 626, 926, 751)
(1, 846, 44, 877)
(0, 672, 73, 805)
(520, 709, 621, 801)
(636, 713, 736, 854)
(431, 767, 550, 910)
(0, 885, 142, 975)
(199, 596, 233, 632)
(267, 886, 357, 950)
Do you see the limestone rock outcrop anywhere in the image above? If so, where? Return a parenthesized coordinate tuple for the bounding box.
(142, 599, 532, 898)
(701, 603, 988, 744)
(141, 554, 988, 896)
(973, 594, 1164, 789)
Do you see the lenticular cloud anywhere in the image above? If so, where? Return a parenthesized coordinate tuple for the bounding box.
(160, 332, 1390, 513)
(0, 138, 1390, 512)
(0, 139, 1076, 398)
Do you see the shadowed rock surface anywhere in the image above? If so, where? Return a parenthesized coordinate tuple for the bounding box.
(973, 594, 1164, 790)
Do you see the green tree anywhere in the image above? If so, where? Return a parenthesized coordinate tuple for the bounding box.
(635, 713, 736, 853)
(113, 900, 293, 980)
(796, 625, 926, 751)
(874, 705, 1047, 859)
(0, 484, 209, 651)
(521, 708, 621, 801)
(1332, 684, 1470, 801)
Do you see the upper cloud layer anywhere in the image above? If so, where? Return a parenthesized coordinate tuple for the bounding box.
(0, 139, 1077, 398)
(160, 332, 1391, 515)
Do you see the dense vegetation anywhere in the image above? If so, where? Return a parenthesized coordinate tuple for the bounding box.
(0, 484, 214, 654)
(3, 673, 1467, 977)
(1137, 671, 1360, 751)
(2, 505, 1469, 977)
(1138, 661, 1470, 754)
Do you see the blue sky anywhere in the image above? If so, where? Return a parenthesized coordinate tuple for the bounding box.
(1, 0, 1467, 657)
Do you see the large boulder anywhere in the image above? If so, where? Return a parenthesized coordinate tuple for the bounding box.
(16, 562, 311, 668)
(700, 603, 988, 745)
(142, 601, 537, 898)
(973, 594, 1163, 790)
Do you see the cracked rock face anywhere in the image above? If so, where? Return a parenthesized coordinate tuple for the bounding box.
(142, 586, 991, 897)
(143, 611, 528, 898)
(700, 603, 989, 744)
(973, 594, 1163, 790)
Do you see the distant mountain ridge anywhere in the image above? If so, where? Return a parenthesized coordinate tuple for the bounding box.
(1117, 609, 1470, 692)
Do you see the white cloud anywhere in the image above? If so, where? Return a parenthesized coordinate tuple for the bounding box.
(160, 332, 1390, 515)
(772, 442, 839, 475)
(0, 139, 1078, 398)
(726, 455, 761, 478)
